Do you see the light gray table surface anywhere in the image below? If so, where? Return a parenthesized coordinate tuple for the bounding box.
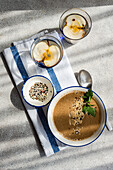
(0, 1, 113, 170)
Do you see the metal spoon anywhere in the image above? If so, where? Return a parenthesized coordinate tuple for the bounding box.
(76, 69, 112, 131)
(77, 69, 92, 89)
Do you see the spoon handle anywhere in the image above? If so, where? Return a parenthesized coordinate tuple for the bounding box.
(106, 120, 112, 131)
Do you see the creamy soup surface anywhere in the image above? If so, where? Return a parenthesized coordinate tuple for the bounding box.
(53, 91, 101, 141)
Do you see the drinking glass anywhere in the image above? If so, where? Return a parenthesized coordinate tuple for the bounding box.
(59, 8, 92, 44)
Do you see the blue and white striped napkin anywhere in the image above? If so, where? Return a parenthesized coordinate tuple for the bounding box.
(3, 30, 78, 157)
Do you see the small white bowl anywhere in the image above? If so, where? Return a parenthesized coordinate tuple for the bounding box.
(22, 75, 54, 107)
(47, 86, 107, 147)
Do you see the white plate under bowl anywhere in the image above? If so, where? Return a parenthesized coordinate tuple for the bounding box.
(47, 86, 107, 147)
(22, 75, 54, 107)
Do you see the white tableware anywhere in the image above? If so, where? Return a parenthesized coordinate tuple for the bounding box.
(22, 75, 54, 107)
(47, 86, 107, 146)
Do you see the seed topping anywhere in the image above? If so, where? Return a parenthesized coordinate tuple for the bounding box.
(29, 82, 49, 102)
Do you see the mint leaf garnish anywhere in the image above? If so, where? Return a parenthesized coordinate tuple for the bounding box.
(83, 89, 93, 103)
(82, 106, 96, 117)
(82, 89, 96, 117)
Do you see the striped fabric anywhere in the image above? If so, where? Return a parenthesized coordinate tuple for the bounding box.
(3, 30, 78, 156)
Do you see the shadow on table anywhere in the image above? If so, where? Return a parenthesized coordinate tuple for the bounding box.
(1, 52, 46, 157)
(0, 0, 113, 12)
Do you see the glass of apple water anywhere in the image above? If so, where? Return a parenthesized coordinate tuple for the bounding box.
(59, 8, 92, 44)
(31, 35, 63, 68)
